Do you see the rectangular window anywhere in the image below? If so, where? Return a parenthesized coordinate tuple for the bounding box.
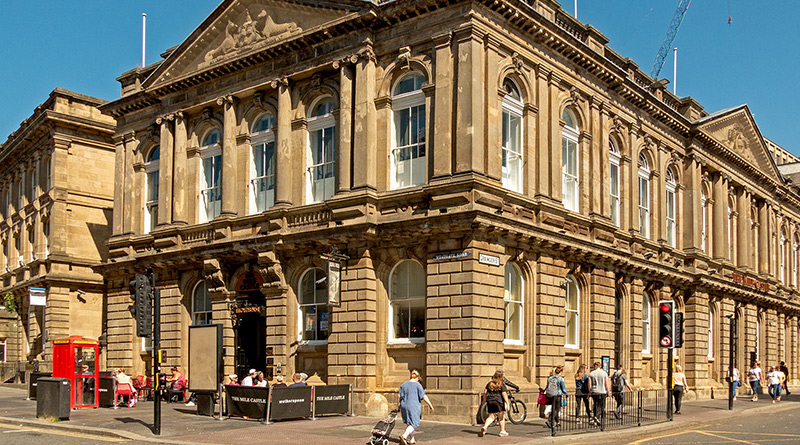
(145, 170, 158, 233)
(666, 187, 676, 247)
(642, 298, 651, 354)
(200, 153, 222, 223)
(44, 158, 51, 192)
(392, 104, 426, 189)
(30, 169, 36, 202)
(610, 155, 620, 227)
(708, 307, 714, 359)
(501, 109, 523, 193)
(251, 141, 275, 213)
(565, 278, 579, 348)
(562, 137, 579, 212)
(0, 340, 5, 362)
(638, 175, 649, 238)
(308, 127, 335, 203)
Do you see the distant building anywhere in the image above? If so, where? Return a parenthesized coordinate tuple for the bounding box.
(0, 88, 115, 374)
(98, 0, 798, 422)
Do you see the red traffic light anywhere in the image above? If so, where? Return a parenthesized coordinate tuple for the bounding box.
(660, 303, 671, 313)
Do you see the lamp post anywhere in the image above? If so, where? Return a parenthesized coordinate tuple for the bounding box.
(727, 314, 737, 410)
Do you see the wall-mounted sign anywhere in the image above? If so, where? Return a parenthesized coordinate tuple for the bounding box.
(432, 251, 471, 261)
(235, 270, 264, 292)
(478, 253, 500, 266)
(327, 260, 341, 307)
(731, 272, 769, 292)
(29, 287, 47, 306)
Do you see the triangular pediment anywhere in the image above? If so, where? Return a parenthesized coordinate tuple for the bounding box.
(145, 0, 361, 89)
(695, 105, 783, 183)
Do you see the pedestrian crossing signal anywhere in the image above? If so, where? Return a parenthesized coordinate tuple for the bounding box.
(658, 300, 675, 349)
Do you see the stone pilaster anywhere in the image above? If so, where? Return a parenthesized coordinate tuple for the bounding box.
(737, 187, 750, 268)
(535, 65, 551, 199)
(274, 78, 292, 207)
(485, 34, 502, 183)
(112, 135, 126, 235)
(352, 46, 377, 190)
(123, 133, 137, 234)
(218, 96, 237, 217)
(432, 32, 453, 179)
(535, 255, 568, 380)
(157, 114, 174, 226)
(173, 112, 188, 224)
(328, 247, 377, 389)
(712, 174, 727, 260)
(548, 73, 562, 202)
(758, 200, 769, 275)
(453, 27, 485, 176)
(682, 290, 708, 386)
(791, 316, 799, 384)
(336, 62, 353, 193)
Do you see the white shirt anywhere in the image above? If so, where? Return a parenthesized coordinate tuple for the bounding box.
(767, 371, 781, 386)
(748, 367, 762, 382)
(242, 376, 254, 386)
(256, 380, 267, 387)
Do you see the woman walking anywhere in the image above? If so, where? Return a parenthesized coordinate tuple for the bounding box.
(574, 364, 591, 421)
(479, 370, 511, 437)
(748, 361, 763, 402)
(767, 366, 783, 403)
(544, 366, 568, 429)
(672, 365, 688, 414)
(398, 370, 434, 445)
(728, 366, 739, 400)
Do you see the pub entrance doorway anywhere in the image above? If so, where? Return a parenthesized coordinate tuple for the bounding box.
(233, 292, 266, 379)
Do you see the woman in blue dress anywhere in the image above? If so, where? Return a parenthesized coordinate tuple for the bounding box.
(398, 369, 434, 445)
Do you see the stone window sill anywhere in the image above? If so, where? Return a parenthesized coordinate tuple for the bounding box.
(386, 342, 425, 351)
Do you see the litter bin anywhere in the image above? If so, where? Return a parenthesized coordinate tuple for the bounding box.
(197, 393, 215, 417)
(36, 378, 71, 420)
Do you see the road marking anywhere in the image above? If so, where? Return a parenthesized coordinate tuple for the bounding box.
(705, 430, 800, 438)
(0, 423, 128, 442)
(696, 430, 756, 444)
(626, 428, 702, 444)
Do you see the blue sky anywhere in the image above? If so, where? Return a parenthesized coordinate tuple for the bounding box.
(1, 1, 797, 154)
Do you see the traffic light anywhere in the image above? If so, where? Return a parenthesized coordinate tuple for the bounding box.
(658, 300, 675, 348)
(129, 274, 152, 338)
(674, 312, 685, 348)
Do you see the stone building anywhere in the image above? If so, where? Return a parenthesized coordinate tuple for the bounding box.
(0, 88, 116, 373)
(98, 0, 798, 421)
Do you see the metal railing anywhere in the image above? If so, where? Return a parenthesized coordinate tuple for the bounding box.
(545, 389, 669, 436)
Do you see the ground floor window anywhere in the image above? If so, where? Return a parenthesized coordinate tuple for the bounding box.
(0, 340, 5, 362)
(299, 268, 329, 343)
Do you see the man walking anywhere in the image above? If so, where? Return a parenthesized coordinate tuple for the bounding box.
(611, 365, 633, 418)
(779, 361, 790, 396)
(587, 362, 611, 426)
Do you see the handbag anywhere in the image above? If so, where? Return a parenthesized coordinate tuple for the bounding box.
(537, 390, 548, 405)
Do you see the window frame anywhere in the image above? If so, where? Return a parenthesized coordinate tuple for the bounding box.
(781, 231, 787, 285)
(199, 131, 222, 223)
(701, 187, 708, 251)
(390, 73, 427, 190)
(250, 114, 276, 214)
(144, 145, 160, 234)
(609, 139, 621, 227)
(564, 275, 580, 349)
(306, 97, 336, 204)
(191, 280, 212, 326)
(793, 239, 798, 288)
(501, 79, 524, 194)
(503, 263, 524, 345)
(0, 339, 5, 362)
(708, 304, 715, 359)
(561, 110, 579, 212)
(638, 153, 651, 239)
(388, 260, 427, 344)
(297, 267, 330, 345)
(665, 167, 677, 247)
(642, 296, 651, 354)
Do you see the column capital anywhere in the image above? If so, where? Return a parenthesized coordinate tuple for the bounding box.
(431, 30, 453, 48)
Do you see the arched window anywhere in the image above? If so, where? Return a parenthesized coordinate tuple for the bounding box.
(250, 113, 275, 213)
(389, 260, 426, 342)
(29, 166, 36, 202)
(707, 304, 715, 358)
(561, 110, 579, 212)
(504, 263, 524, 344)
(298, 268, 329, 343)
(609, 138, 621, 227)
(666, 167, 677, 247)
(391, 73, 427, 190)
(565, 275, 579, 348)
(638, 153, 650, 238)
(756, 312, 761, 361)
(200, 129, 222, 223)
(728, 196, 735, 262)
(144, 145, 160, 233)
(701, 187, 708, 251)
(501, 79, 523, 193)
(642, 296, 651, 354)
(192, 280, 212, 325)
(307, 97, 336, 204)
(614, 289, 623, 366)
(793, 236, 798, 288)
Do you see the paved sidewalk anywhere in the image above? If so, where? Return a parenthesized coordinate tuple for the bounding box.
(0, 385, 797, 444)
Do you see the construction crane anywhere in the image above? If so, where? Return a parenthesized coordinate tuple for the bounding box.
(650, 0, 692, 78)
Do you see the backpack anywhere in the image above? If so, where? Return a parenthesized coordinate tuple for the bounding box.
(611, 372, 624, 392)
(545, 376, 560, 397)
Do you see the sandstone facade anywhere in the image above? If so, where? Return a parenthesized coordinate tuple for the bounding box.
(97, 0, 800, 422)
(0, 88, 115, 372)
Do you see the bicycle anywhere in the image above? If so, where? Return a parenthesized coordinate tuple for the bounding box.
(478, 389, 528, 425)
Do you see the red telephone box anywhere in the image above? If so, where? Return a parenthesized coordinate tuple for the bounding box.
(52, 336, 99, 409)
